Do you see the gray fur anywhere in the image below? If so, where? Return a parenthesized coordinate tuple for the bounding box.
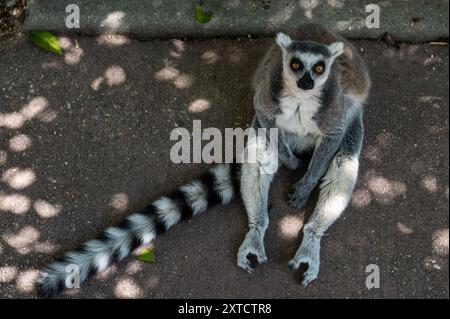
(238, 23, 370, 286)
(126, 213, 156, 244)
(180, 181, 208, 215)
(211, 164, 235, 204)
(238, 132, 275, 271)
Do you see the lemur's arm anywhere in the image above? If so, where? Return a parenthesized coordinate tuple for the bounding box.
(255, 111, 301, 170)
(288, 119, 345, 208)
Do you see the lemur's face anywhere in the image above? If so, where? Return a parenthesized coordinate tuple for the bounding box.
(275, 33, 344, 92)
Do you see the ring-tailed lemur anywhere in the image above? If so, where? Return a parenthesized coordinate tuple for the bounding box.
(37, 23, 370, 297)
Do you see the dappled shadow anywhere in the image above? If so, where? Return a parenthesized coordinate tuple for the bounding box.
(0, 32, 448, 299)
(0, 32, 259, 298)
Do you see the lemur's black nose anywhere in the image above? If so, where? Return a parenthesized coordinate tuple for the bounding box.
(298, 81, 314, 90)
(297, 72, 314, 90)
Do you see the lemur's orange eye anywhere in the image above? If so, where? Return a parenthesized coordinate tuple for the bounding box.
(290, 59, 303, 71)
(314, 64, 325, 74)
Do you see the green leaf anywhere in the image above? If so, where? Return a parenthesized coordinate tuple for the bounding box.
(195, 5, 213, 24)
(138, 247, 156, 262)
(30, 31, 63, 56)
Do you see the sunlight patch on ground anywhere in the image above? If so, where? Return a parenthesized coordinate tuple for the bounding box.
(65, 47, 84, 65)
(421, 176, 438, 193)
(101, 11, 126, 31)
(173, 74, 193, 89)
(351, 188, 372, 208)
(279, 215, 303, 240)
(201, 50, 220, 65)
(33, 241, 60, 254)
(299, 0, 319, 19)
(33, 199, 62, 218)
(37, 108, 58, 123)
(3, 226, 40, 255)
(1, 97, 49, 129)
(110, 193, 129, 212)
(58, 37, 73, 50)
(95, 265, 118, 280)
(58, 36, 84, 65)
(362, 145, 382, 162)
(154, 65, 180, 81)
(188, 99, 210, 113)
(363, 132, 397, 163)
(105, 65, 127, 86)
(327, 0, 345, 8)
(432, 228, 449, 257)
(0, 266, 18, 283)
(169, 39, 186, 58)
(114, 277, 143, 298)
(92, 65, 127, 90)
(367, 175, 407, 204)
(0, 112, 26, 129)
(21, 97, 48, 119)
(0, 193, 31, 214)
(91, 76, 105, 91)
(2, 167, 36, 190)
(16, 269, 39, 294)
(1, 224, 57, 255)
(125, 260, 143, 275)
(397, 222, 413, 235)
(9, 134, 32, 152)
(154, 64, 193, 89)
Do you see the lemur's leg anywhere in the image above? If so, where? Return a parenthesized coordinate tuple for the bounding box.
(237, 133, 279, 272)
(288, 152, 359, 286)
(289, 113, 363, 286)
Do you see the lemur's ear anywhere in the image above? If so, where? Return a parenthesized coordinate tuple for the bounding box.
(275, 32, 292, 49)
(328, 42, 344, 59)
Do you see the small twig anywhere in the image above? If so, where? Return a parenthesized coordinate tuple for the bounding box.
(429, 41, 448, 46)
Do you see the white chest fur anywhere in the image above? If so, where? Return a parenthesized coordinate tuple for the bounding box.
(275, 94, 323, 138)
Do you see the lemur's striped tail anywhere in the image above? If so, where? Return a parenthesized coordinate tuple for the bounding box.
(37, 164, 240, 298)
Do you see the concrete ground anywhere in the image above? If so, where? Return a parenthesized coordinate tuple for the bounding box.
(0, 34, 448, 299)
(23, 0, 450, 41)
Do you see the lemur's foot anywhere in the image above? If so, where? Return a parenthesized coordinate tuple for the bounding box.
(288, 234, 321, 287)
(237, 230, 267, 273)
